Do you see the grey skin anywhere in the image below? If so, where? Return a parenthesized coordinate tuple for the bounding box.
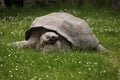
(36, 32, 60, 52)
(8, 32, 71, 52)
(8, 12, 109, 53)
(37, 32, 71, 52)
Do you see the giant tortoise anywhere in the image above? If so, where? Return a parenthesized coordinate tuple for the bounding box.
(8, 12, 108, 53)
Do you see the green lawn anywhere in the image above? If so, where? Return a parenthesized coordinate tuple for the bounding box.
(0, 5, 120, 80)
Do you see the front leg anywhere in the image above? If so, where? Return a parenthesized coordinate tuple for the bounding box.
(7, 40, 31, 48)
(7, 37, 38, 48)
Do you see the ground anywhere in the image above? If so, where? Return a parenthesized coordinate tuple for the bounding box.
(0, 5, 120, 80)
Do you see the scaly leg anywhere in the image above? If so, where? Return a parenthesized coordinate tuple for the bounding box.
(7, 40, 32, 48)
(7, 37, 38, 48)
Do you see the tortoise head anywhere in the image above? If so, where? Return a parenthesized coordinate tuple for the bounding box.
(39, 32, 59, 46)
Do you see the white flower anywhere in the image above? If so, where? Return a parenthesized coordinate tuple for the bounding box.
(10, 75, 13, 77)
(70, 73, 74, 78)
(46, 75, 49, 78)
(78, 61, 81, 64)
(78, 71, 81, 74)
(88, 68, 91, 70)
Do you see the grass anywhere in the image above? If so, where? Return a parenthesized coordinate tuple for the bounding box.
(0, 5, 120, 80)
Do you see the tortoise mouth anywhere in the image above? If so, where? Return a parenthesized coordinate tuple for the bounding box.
(49, 37, 58, 45)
